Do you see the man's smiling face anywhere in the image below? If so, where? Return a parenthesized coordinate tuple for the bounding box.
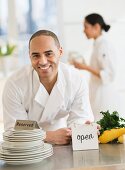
(29, 35, 62, 82)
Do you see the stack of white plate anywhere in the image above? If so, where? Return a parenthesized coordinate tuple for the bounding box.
(0, 129, 53, 165)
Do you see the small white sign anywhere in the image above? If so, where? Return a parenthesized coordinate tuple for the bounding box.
(72, 123, 99, 151)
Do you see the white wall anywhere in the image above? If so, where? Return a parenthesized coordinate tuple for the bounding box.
(63, 0, 125, 22)
(60, 0, 125, 117)
(61, 0, 125, 90)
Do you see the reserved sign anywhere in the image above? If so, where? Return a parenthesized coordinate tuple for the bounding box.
(14, 120, 40, 130)
(72, 123, 99, 151)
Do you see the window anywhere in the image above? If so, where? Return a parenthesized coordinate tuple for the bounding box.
(16, 0, 58, 35)
(0, 0, 58, 37)
(0, 0, 59, 64)
(0, 0, 8, 36)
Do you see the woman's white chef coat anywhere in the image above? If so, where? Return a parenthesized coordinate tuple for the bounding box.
(3, 62, 94, 131)
(89, 34, 119, 120)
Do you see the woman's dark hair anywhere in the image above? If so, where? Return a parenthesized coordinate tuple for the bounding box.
(29, 30, 60, 48)
(85, 13, 110, 32)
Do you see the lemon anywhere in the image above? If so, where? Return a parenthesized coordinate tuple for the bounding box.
(118, 135, 124, 143)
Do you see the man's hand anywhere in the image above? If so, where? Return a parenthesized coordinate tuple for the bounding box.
(45, 128, 72, 145)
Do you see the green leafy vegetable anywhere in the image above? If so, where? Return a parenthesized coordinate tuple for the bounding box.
(97, 110, 125, 135)
(0, 44, 16, 57)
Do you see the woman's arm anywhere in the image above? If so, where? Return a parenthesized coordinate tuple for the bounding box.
(73, 61, 100, 78)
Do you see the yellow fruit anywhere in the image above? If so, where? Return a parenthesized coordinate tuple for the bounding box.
(99, 128, 125, 143)
(118, 135, 124, 143)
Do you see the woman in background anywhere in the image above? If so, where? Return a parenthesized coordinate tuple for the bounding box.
(73, 13, 118, 121)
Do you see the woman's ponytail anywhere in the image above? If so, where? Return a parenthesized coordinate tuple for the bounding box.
(102, 24, 110, 32)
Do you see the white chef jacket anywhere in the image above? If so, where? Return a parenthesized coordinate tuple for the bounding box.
(89, 34, 118, 120)
(3, 62, 94, 131)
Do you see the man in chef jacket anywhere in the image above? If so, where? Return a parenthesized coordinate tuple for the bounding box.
(2, 30, 94, 145)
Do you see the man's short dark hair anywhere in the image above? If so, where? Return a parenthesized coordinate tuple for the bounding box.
(29, 30, 60, 48)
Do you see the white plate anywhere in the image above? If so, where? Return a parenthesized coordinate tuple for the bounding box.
(4, 158, 44, 165)
(0, 143, 52, 157)
(1, 151, 53, 161)
(0, 144, 53, 165)
(8, 129, 44, 134)
(3, 137, 45, 142)
(2, 152, 53, 165)
(1, 145, 52, 157)
(3, 130, 45, 137)
(1, 140, 44, 149)
(1, 150, 53, 160)
(3, 129, 45, 137)
(3, 134, 45, 138)
(1, 145, 44, 153)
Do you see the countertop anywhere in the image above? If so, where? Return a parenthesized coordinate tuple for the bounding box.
(0, 144, 125, 170)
